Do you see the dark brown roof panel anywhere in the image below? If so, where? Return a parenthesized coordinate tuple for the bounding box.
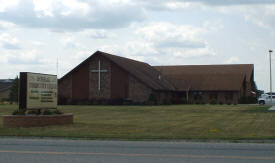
(154, 64, 252, 91)
(155, 64, 253, 82)
(100, 51, 175, 91)
(162, 73, 245, 91)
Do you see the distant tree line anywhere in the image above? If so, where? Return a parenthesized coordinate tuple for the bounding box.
(9, 76, 19, 103)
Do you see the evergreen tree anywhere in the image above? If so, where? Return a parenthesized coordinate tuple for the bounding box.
(9, 76, 19, 103)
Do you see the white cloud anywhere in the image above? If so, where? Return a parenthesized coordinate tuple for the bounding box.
(87, 29, 114, 39)
(33, 0, 90, 17)
(165, 2, 191, 10)
(60, 34, 85, 49)
(0, 0, 19, 12)
(31, 40, 46, 46)
(134, 1, 193, 11)
(133, 0, 275, 13)
(0, 21, 15, 30)
(98, 22, 216, 65)
(241, 5, 275, 33)
(73, 50, 91, 59)
(0, 0, 145, 31)
(7, 50, 40, 64)
(136, 22, 215, 58)
(99, 41, 157, 62)
(137, 0, 275, 7)
(0, 33, 20, 50)
(0, 53, 7, 64)
(225, 57, 240, 64)
(0, 49, 58, 77)
(199, 3, 275, 34)
(203, 20, 224, 31)
(136, 22, 204, 41)
(190, 0, 275, 5)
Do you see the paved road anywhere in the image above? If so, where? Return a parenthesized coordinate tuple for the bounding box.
(0, 138, 275, 163)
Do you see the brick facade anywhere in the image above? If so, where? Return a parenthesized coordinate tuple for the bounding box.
(111, 63, 129, 99)
(72, 61, 89, 101)
(128, 75, 152, 102)
(3, 114, 73, 127)
(58, 74, 72, 103)
(89, 55, 111, 99)
(59, 54, 153, 103)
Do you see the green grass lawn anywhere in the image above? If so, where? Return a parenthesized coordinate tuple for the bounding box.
(0, 104, 275, 140)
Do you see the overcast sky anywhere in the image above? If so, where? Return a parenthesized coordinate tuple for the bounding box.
(1, 0, 275, 91)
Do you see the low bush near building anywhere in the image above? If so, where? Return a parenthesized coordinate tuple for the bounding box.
(163, 98, 171, 105)
(209, 99, 217, 104)
(12, 109, 26, 115)
(148, 93, 158, 105)
(182, 98, 188, 104)
(11, 109, 63, 116)
(239, 96, 257, 104)
(195, 100, 205, 105)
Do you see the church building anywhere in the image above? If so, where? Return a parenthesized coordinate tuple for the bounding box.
(58, 51, 256, 104)
(58, 51, 175, 104)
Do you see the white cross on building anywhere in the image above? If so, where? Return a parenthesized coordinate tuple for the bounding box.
(91, 60, 108, 90)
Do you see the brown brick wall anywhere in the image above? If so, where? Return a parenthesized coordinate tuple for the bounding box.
(58, 75, 72, 102)
(128, 75, 152, 102)
(111, 63, 129, 99)
(72, 62, 89, 101)
(3, 114, 73, 128)
(89, 55, 111, 99)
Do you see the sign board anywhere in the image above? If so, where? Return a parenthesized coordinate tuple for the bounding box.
(19, 72, 57, 110)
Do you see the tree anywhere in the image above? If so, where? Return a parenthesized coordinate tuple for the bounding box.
(9, 76, 19, 103)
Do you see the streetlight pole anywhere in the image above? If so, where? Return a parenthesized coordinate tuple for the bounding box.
(269, 50, 273, 105)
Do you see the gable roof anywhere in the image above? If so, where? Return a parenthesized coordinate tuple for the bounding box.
(154, 64, 253, 91)
(60, 51, 175, 91)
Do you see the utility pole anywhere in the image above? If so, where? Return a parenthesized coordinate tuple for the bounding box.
(269, 50, 273, 105)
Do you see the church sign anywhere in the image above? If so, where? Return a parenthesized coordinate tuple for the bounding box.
(19, 72, 57, 110)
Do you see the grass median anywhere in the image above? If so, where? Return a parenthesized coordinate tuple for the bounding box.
(0, 104, 274, 140)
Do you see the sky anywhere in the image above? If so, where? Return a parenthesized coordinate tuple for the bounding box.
(0, 0, 275, 92)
